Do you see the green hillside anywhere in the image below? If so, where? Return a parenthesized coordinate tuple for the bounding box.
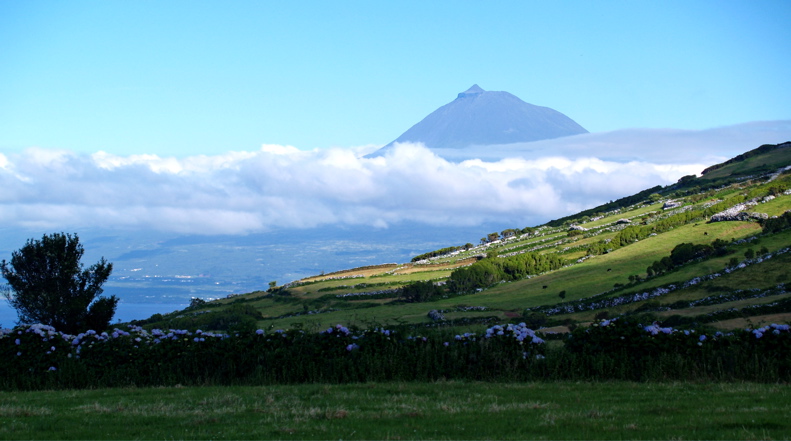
(134, 142, 791, 333)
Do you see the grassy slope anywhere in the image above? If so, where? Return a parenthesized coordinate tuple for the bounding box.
(263, 206, 784, 330)
(700, 142, 791, 180)
(138, 143, 791, 332)
(559, 233, 791, 323)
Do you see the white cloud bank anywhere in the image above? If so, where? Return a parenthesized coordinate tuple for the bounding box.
(1, 122, 789, 235)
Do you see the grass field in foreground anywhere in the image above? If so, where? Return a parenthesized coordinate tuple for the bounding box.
(1, 382, 789, 440)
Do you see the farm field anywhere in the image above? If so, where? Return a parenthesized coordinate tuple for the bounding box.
(1, 382, 789, 440)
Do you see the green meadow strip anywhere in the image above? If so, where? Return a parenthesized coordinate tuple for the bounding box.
(1, 382, 789, 440)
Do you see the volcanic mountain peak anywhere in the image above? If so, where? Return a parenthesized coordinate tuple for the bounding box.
(370, 84, 588, 157)
(457, 84, 485, 98)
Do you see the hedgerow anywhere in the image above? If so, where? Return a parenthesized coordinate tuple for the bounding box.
(562, 318, 791, 381)
(2, 317, 790, 390)
(0, 322, 545, 390)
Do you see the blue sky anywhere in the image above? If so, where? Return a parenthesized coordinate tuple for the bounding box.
(1, 0, 791, 238)
(2, 0, 790, 156)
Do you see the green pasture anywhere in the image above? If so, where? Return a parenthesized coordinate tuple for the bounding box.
(661, 293, 791, 317)
(478, 220, 763, 304)
(700, 147, 791, 181)
(540, 246, 791, 325)
(584, 203, 663, 228)
(200, 218, 780, 330)
(1, 382, 789, 440)
(758, 194, 791, 216)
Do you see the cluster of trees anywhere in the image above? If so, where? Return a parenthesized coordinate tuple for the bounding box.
(399, 251, 566, 301)
(480, 232, 501, 244)
(398, 280, 445, 303)
(479, 227, 536, 245)
(762, 210, 791, 234)
(1, 233, 117, 334)
(447, 252, 565, 294)
(646, 242, 722, 277)
(445, 259, 502, 294)
(499, 228, 519, 239)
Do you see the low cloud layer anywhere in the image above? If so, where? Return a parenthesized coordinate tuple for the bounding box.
(1, 122, 789, 235)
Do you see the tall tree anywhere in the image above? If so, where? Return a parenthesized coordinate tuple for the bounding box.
(1, 233, 117, 333)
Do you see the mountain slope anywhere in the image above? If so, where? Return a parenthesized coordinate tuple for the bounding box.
(369, 85, 588, 156)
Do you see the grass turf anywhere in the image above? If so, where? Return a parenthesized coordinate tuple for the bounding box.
(1, 382, 789, 440)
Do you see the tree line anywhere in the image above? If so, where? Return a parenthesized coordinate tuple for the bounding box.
(411, 245, 471, 262)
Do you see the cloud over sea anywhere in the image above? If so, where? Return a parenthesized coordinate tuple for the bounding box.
(1, 122, 789, 236)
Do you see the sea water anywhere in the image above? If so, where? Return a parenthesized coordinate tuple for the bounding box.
(0, 301, 187, 329)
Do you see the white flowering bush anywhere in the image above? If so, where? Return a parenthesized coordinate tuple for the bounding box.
(566, 318, 725, 357)
(0, 321, 549, 389)
(3, 318, 790, 389)
(566, 318, 791, 361)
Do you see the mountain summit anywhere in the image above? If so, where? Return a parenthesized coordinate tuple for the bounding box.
(457, 84, 485, 98)
(370, 85, 588, 156)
